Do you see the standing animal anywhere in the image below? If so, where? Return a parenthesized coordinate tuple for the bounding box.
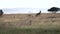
(0, 9, 3, 16)
(35, 11, 41, 17)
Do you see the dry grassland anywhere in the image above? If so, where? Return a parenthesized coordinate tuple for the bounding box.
(0, 13, 60, 28)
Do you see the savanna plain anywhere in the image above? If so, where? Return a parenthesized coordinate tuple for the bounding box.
(0, 13, 60, 34)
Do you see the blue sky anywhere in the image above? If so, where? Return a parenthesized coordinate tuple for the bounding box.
(0, 0, 60, 14)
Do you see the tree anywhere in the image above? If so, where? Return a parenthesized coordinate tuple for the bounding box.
(47, 7, 60, 18)
(48, 7, 60, 13)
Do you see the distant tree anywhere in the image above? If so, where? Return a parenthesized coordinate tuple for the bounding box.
(0, 9, 3, 16)
(47, 7, 60, 18)
(48, 7, 60, 13)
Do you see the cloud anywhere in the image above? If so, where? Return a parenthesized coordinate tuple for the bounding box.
(0, 0, 60, 9)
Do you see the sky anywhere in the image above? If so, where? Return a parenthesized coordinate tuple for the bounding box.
(0, 0, 60, 14)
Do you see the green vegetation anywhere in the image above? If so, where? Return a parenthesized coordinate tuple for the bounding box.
(0, 28, 60, 34)
(0, 22, 60, 34)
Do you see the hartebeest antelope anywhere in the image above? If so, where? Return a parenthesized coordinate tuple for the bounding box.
(0, 9, 3, 16)
(35, 11, 41, 17)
